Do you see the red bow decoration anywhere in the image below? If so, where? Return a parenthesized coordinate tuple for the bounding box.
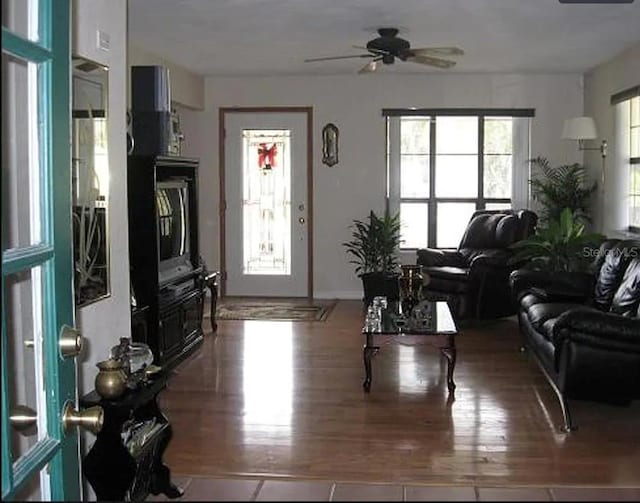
(258, 143, 277, 170)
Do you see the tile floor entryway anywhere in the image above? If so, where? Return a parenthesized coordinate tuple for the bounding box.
(147, 476, 640, 501)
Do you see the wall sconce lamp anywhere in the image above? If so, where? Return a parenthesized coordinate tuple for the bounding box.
(561, 116, 607, 158)
(562, 116, 607, 230)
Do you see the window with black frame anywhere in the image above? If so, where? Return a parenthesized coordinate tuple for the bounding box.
(385, 109, 534, 250)
(611, 86, 640, 233)
(629, 95, 640, 232)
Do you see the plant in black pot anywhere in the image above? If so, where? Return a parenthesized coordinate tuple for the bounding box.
(342, 209, 402, 306)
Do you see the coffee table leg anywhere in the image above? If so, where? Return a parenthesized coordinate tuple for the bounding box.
(441, 337, 457, 393)
(363, 346, 378, 392)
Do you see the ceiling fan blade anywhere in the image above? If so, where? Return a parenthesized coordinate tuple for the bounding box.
(304, 54, 373, 62)
(352, 45, 390, 56)
(358, 59, 380, 74)
(407, 54, 456, 69)
(411, 47, 464, 56)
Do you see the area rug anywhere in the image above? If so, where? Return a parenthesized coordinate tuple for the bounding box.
(215, 299, 337, 321)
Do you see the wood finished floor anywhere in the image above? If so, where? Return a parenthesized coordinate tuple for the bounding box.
(159, 300, 640, 488)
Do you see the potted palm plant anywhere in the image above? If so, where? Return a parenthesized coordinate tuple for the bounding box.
(342, 209, 402, 306)
(510, 208, 605, 272)
(528, 156, 598, 225)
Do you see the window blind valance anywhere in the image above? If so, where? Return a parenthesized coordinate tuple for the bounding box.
(382, 108, 535, 117)
(611, 85, 640, 105)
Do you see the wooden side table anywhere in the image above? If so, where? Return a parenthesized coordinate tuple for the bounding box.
(204, 271, 219, 333)
(81, 371, 183, 501)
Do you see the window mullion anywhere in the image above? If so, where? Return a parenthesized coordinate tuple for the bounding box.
(478, 116, 484, 210)
(429, 116, 436, 247)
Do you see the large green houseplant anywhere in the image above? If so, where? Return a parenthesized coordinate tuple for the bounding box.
(510, 208, 605, 272)
(528, 156, 598, 225)
(343, 209, 401, 305)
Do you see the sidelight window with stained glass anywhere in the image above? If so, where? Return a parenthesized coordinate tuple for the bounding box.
(242, 130, 292, 275)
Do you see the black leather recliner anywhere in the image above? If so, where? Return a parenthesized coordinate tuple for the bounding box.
(510, 239, 640, 432)
(416, 209, 538, 320)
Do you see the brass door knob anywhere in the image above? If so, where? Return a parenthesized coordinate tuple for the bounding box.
(59, 325, 84, 359)
(10, 405, 38, 436)
(62, 403, 104, 435)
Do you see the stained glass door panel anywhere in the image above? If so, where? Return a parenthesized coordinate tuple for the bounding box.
(224, 112, 309, 297)
(242, 130, 291, 275)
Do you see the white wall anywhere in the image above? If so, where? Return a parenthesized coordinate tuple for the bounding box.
(73, 0, 128, 396)
(72, 2, 128, 500)
(199, 73, 583, 298)
(128, 44, 205, 110)
(584, 42, 640, 235)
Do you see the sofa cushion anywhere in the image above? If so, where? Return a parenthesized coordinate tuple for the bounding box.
(424, 266, 470, 294)
(594, 241, 637, 311)
(425, 266, 469, 280)
(524, 302, 584, 338)
(610, 257, 640, 318)
(519, 292, 547, 311)
(541, 317, 560, 341)
(459, 213, 518, 250)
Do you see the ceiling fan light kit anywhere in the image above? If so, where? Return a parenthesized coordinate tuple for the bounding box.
(303, 27, 463, 74)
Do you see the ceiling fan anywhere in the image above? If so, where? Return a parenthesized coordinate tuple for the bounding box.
(303, 27, 463, 74)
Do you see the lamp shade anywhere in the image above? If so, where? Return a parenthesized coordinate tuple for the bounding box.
(562, 116, 598, 140)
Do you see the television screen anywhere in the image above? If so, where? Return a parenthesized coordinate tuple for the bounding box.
(156, 180, 189, 262)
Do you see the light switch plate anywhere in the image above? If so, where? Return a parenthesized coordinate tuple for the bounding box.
(97, 30, 110, 51)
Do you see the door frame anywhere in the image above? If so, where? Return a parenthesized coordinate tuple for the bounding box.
(219, 107, 314, 298)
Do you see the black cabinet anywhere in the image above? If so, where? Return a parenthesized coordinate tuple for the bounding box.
(157, 288, 203, 362)
(127, 155, 204, 370)
(82, 372, 183, 501)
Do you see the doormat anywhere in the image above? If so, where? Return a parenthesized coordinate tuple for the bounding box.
(215, 299, 337, 321)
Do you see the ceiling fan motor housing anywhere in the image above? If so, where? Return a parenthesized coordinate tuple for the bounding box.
(366, 27, 411, 63)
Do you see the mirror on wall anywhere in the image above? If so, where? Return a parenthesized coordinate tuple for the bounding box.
(72, 57, 110, 306)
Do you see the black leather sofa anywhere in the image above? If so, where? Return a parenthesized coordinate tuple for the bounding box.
(416, 209, 537, 320)
(510, 239, 640, 431)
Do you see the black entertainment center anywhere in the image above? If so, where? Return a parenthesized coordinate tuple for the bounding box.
(127, 155, 204, 369)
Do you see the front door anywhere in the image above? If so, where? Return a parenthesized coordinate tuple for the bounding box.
(2, 0, 82, 500)
(222, 110, 312, 297)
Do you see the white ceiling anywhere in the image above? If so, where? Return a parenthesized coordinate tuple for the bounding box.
(127, 0, 640, 77)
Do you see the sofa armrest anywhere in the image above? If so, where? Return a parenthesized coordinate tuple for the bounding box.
(469, 251, 512, 270)
(509, 269, 593, 303)
(469, 252, 519, 318)
(416, 248, 466, 267)
(552, 307, 640, 348)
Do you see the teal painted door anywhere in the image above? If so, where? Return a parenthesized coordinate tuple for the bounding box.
(2, 0, 81, 500)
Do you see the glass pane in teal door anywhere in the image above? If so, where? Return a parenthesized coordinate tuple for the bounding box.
(1, 0, 40, 43)
(4, 269, 47, 462)
(14, 472, 43, 502)
(1, 53, 43, 249)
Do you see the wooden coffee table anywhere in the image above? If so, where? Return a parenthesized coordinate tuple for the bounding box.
(362, 300, 459, 394)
